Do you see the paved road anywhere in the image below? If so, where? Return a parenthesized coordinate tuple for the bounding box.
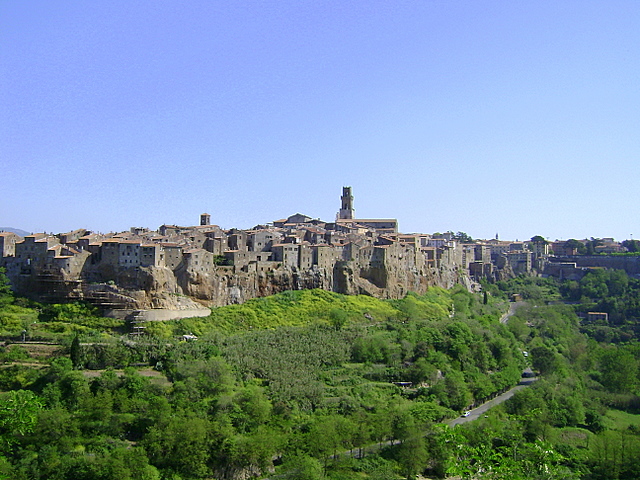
(447, 370, 537, 427)
(500, 301, 526, 324)
(446, 301, 533, 427)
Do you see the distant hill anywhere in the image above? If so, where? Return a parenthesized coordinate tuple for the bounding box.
(0, 227, 31, 237)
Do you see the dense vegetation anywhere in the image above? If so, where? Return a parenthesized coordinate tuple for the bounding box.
(451, 273, 640, 479)
(0, 266, 639, 479)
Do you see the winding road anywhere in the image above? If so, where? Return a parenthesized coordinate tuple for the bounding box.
(447, 369, 537, 427)
(448, 300, 534, 426)
(500, 300, 526, 324)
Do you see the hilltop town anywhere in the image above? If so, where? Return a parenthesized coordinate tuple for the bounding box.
(2, 187, 639, 320)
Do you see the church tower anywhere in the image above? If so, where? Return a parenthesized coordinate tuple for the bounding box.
(338, 186, 355, 220)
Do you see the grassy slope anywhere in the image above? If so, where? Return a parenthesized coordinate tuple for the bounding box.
(145, 288, 453, 337)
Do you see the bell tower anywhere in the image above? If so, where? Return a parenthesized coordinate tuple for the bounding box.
(338, 186, 355, 220)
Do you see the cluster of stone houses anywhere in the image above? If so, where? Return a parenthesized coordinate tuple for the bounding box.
(0, 228, 534, 296)
(1, 188, 634, 298)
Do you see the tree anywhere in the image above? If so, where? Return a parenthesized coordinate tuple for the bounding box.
(622, 239, 640, 253)
(598, 348, 638, 394)
(225, 384, 272, 433)
(397, 434, 429, 478)
(143, 414, 212, 477)
(306, 415, 342, 459)
(564, 239, 586, 255)
(282, 454, 325, 480)
(173, 356, 234, 398)
(530, 345, 558, 376)
(70, 334, 82, 369)
(585, 237, 603, 255)
(32, 405, 81, 450)
(0, 390, 42, 450)
(0, 269, 12, 306)
(530, 235, 548, 244)
(328, 307, 348, 330)
(436, 370, 472, 411)
(52, 367, 91, 411)
(452, 232, 474, 243)
(222, 427, 282, 475)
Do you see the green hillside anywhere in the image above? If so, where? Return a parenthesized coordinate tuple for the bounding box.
(146, 287, 452, 337)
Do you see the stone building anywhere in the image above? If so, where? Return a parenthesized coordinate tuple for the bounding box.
(298, 244, 313, 270)
(501, 251, 533, 274)
(227, 230, 247, 251)
(58, 229, 88, 244)
(311, 244, 337, 270)
(530, 241, 550, 258)
(335, 218, 399, 235)
(141, 244, 162, 267)
(247, 230, 281, 252)
(271, 244, 300, 268)
(182, 248, 214, 273)
(0, 232, 22, 257)
(223, 250, 272, 268)
(119, 240, 142, 267)
(15, 234, 60, 269)
(474, 244, 492, 264)
(162, 244, 183, 270)
(551, 241, 580, 256)
(338, 186, 355, 220)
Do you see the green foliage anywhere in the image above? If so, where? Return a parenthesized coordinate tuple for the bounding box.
(582, 237, 602, 255)
(40, 302, 100, 323)
(622, 239, 640, 253)
(171, 356, 234, 398)
(496, 275, 560, 302)
(0, 390, 42, 449)
(0, 304, 38, 337)
(0, 282, 600, 478)
(0, 269, 12, 307)
(38, 302, 123, 335)
(597, 347, 638, 394)
(530, 235, 548, 244)
(561, 269, 640, 340)
(150, 289, 401, 336)
(530, 344, 560, 375)
(563, 238, 587, 254)
(0, 345, 30, 363)
(213, 254, 231, 266)
(281, 454, 325, 480)
(452, 231, 474, 243)
(222, 325, 349, 409)
(351, 332, 399, 364)
(143, 414, 212, 478)
(393, 288, 452, 321)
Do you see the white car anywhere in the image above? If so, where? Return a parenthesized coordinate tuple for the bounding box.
(462, 411, 471, 417)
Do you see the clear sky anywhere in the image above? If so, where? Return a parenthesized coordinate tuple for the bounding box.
(2, 1, 639, 242)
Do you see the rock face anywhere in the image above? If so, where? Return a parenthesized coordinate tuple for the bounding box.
(8, 258, 466, 312)
(87, 259, 465, 310)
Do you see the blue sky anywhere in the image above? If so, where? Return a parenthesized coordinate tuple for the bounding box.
(2, 1, 639, 241)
